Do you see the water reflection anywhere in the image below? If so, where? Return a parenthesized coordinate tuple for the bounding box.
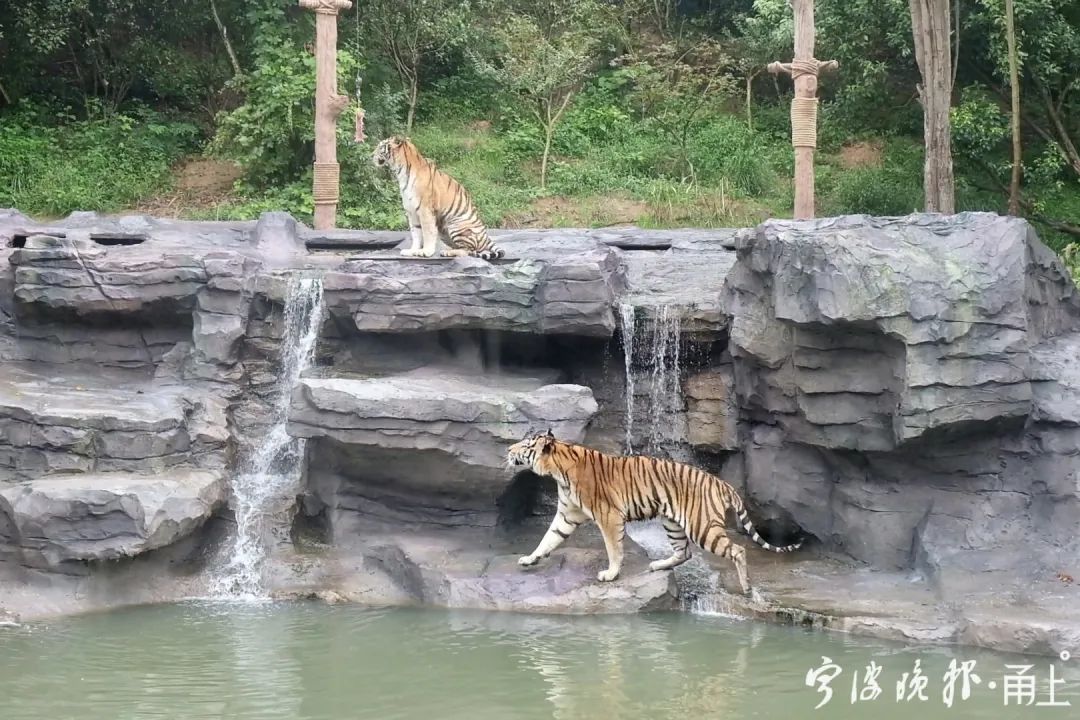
(0, 603, 1076, 720)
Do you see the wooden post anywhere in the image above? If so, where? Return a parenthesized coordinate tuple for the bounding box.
(768, 0, 837, 220)
(299, 0, 352, 230)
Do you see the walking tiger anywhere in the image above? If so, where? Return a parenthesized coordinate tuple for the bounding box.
(505, 430, 801, 594)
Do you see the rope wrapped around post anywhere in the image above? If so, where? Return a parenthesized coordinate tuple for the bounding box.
(768, 59, 837, 150)
(313, 162, 340, 206)
(768, 27, 838, 220)
(299, 0, 351, 14)
(790, 97, 818, 149)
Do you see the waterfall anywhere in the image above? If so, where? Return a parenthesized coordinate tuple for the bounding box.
(618, 303, 683, 454)
(211, 274, 324, 600)
(645, 305, 682, 454)
(618, 304, 636, 453)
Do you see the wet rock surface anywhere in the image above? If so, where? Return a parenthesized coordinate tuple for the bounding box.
(1, 209, 1079, 656)
(269, 526, 679, 615)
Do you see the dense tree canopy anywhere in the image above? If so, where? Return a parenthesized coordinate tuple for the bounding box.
(0, 0, 1077, 271)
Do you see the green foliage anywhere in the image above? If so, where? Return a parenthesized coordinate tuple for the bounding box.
(693, 117, 786, 195)
(0, 0, 234, 113)
(1063, 243, 1080, 286)
(1, 0, 1078, 281)
(617, 37, 736, 181)
(823, 141, 924, 216)
(471, 0, 611, 187)
(209, 3, 366, 186)
(814, 0, 915, 130)
(359, 0, 473, 128)
(952, 87, 1011, 161)
(210, 40, 320, 184)
(0, 104, 198, 216)
(419, 65, 507, 123)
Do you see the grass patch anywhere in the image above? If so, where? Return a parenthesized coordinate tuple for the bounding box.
(0, 105, 200, 217)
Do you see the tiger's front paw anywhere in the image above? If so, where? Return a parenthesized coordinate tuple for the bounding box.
(415, 247, 436, 257)
(518, 555, 540, 567)
(400, 248, 419, 257)
(597, 568, 620, 582)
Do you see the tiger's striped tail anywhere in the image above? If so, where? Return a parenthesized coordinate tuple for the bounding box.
(732, 492, 802, 553)
(475, 244, 505, 260)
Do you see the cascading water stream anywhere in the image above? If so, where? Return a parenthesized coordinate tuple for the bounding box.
(617, 303, 683, 454)
(211, 274, 324, 600)
(618, 303, 736, 611)
(645, 305, 682, 454)
(618, 304, 636, 453)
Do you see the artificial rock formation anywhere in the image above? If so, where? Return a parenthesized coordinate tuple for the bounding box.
(289, 369, 598, 529)
(0, 470, 225, 568)
(1, 209, 1078, 654)
(723, 214, 1080, 591)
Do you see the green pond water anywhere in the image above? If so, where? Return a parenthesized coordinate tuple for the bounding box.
(1, 603, 1076, 719)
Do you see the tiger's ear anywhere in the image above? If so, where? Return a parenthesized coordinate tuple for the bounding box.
(391, 136, 404, 147)
(545, 428, 554, 438)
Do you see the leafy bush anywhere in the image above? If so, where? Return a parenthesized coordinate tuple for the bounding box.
(0, 104, 199, 216)
(211, 41, 363, 185)
(826, 165, 921, 216)
(420, 65, 507, 123)
(1063, 244, 1080, 287)
(692, 116, 785, 196)
(818, 139, 923, 216)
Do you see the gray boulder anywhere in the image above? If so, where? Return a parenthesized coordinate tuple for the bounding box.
(11, 234, 208, 320)
(1030, 332, 1080, 425)
(306, 243, 623, 337)
(0, 470, 225, 567)
(288, 369, 598, 529)
(620, 238, 736, 333)
(723, 215, 1080, 578)
(725, 213, 1080, 450)
(0, 366, 198, 481)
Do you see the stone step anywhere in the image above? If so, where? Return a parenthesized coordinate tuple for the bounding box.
(287, 369, 598, 529)
(297, 237, 623, 337)
(0, 469, 226, 567)
(0, 365, 225, 482)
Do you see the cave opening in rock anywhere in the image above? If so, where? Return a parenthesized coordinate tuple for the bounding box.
(89, 234, 147, 246)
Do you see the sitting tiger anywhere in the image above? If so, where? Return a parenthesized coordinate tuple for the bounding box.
(505, 430, 801, 595)
(372, 136, 505, 260)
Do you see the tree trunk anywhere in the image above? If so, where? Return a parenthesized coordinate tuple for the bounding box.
(910, 0, 956, 213)
(406, 76, 419, 132)
(1004, 0, 1021, 216)
(210, 0, 242, 78)
(541, 123, 554, 191)
(745, 72, 755, 130)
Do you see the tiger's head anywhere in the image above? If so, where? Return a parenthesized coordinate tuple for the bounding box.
(506, 429, 557, 472)
(372, 136, 414, 169)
